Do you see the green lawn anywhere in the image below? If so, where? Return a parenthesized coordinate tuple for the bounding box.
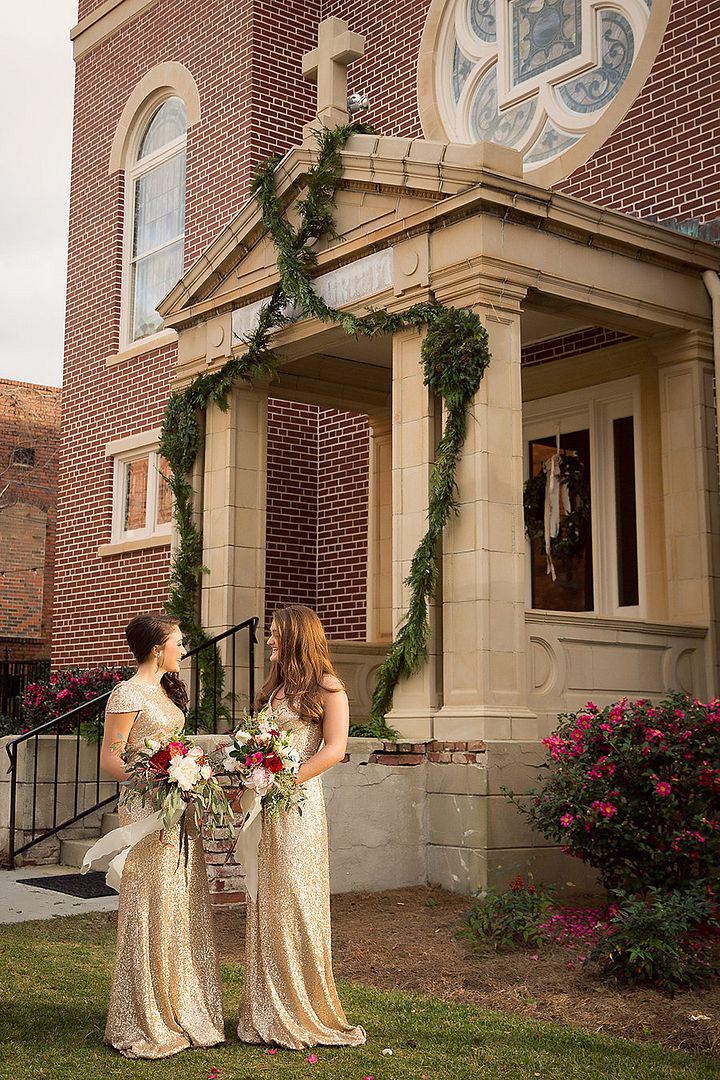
(0, 914, 716, 1080)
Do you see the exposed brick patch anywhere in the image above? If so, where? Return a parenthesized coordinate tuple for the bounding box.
(370, 739, 487, 765)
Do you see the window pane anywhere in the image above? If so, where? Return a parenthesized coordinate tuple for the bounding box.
(613, 416, 639, 606)
(132, 239, 183, 339)
(156, 455, 173, 526)
(529, 429, 593, 611)
(133, 153, 186, 258)
(137, 97, 187, 160)
(124, 458, 148, 532)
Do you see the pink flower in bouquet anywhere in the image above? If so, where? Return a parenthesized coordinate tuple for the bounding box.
(247, 766, 273, 795)
(166, 741, 187, 758)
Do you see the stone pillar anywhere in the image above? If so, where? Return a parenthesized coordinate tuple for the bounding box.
(434, 297, 536, 741)
(657, 334, 720, 696)
(366, 411, 392, 643)
(385, 328, 441, 738)
(201, 385, 268, 707)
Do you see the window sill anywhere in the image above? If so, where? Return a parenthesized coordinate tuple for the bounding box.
(105, 328, 178, 367)
(98, 534, 172, 557)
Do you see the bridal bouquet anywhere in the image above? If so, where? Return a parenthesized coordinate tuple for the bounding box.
(122, 732, 235, 833)
(222, 706, 303, 819)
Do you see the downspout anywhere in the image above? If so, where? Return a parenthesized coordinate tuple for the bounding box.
(702, 270, 720, 698)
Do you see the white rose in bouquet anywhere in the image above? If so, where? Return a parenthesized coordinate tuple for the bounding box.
(199, 763, 213, 780)
(168, 755, 202, 792)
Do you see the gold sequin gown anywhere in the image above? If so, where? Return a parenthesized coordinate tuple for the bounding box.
(237, 695, 365, 1049)
(104, 680, 225, 1060)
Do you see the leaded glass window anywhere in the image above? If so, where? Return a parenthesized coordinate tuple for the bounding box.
(127, 98, 186, 342)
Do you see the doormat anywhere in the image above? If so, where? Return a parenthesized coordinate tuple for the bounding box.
(20, 872, 116, 899)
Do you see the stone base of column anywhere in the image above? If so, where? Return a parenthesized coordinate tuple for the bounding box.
(384, 708, 436, 740)
(432, 705, 538, 742)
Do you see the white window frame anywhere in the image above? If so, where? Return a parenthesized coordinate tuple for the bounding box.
(523, 376, 645, 618)
(120, 96, 186, 349)
(106, 430, 172, 544)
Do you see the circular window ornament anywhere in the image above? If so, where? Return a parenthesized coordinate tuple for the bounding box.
(418, 0, 671, 186)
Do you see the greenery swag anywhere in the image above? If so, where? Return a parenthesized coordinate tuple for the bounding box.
(159, 122, 491, 736)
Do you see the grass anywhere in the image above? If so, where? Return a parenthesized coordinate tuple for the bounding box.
(0, 913, 717, 1080)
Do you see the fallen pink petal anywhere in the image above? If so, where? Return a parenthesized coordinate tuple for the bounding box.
(307, 1053, 319, 1064)
(267, 1048, 278, 1055)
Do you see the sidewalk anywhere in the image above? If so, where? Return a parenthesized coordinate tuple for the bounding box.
(0, 865, 118, 923)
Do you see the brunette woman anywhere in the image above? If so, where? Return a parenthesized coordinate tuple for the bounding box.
(237, 603, 365, 1049)
(99, 614, 224, 1059)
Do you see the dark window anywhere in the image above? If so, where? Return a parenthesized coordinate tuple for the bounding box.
(529, 428, 593, 612)
(613, 416, 639, 607)
(11, 448, 35, 467)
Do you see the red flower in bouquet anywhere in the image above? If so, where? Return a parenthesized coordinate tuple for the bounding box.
(265, 753, 283, 774)
(149, 748, 172, 775)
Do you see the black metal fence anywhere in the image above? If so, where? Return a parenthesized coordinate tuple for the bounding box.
(3, 618, 259, 867)
(0, 658, 50, 723)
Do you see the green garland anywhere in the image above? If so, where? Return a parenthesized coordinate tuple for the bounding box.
(523, 453, 590, 558)
(159, 122, 491, 737)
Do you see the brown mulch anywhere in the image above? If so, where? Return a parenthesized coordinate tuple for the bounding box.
(213, 884, 720, 1058)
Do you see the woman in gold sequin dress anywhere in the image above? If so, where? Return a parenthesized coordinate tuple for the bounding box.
(237, 604, 365, 1050)
(99, 614, 225, 1060)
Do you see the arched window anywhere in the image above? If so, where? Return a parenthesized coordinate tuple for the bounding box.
(125, 97, 187, 342)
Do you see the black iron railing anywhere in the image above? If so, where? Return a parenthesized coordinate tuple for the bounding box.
(0, 658, 51, 724)
(4, 617, 259, 867)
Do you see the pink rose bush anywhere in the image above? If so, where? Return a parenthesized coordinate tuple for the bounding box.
(22, 665, 135, 734)
(518, 693, 720, 894)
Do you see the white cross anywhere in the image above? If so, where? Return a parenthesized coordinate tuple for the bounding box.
(302, 17, 365, 137)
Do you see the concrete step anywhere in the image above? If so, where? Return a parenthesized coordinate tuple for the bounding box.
(101, 812, 119, 836)
(59, 837, 96, 868)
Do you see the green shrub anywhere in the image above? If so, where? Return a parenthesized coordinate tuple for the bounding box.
(590, 885, 718, 992)
(462, 874, 553, 953)
(510, 692, 720, 895)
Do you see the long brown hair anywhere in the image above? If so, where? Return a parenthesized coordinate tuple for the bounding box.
(125, 614, 188, 714)
(257, 605, 343, 722)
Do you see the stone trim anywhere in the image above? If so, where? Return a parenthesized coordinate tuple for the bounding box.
(108, 63, 201, 175)
(97, 534, 171, 557)
(105, 328, 178, 367)
(366, 739, 486, 766)
(71, 0, 160, 62)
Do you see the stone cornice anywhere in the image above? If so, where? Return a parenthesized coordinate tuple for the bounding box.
(158, 135, 720, 334)
(71, 0, 159, 62)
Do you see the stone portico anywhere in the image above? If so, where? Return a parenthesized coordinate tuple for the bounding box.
(156, 21, 720, 894)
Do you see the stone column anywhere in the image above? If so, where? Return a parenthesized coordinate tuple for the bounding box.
(201, 385, 268, 708)
(366, 411, 392, 643)
(657, 333, 720, 696)
(385, 328, 441, 738)
(434, 295, 536, 742)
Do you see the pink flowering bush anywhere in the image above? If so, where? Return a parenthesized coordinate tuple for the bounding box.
(22, 665, 135, 735)
(518, 693, 720, 895)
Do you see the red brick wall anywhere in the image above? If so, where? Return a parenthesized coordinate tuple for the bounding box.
(264, 402, 369, 641)
(317, 409, 369, 639)
(521, 328, 635, 369)
(556, 1, 720, 226)
(0, 381, 61, 661)
(264, 400, 319, 631)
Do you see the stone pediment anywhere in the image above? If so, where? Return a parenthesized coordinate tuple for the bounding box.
(158, 135, 523, 329)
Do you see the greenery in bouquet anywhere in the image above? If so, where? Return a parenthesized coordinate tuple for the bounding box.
(222, 706, 304, 819)
(509, 692, 720, 896)
(122, 732, 234, 834)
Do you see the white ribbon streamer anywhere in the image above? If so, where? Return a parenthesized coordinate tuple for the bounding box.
(230, 787, 263, 902)
(80, 805, 184, 892)
(542, 452, 570, 582)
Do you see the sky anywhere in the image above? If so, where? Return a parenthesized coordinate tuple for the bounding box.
(0, 5, 76, 389)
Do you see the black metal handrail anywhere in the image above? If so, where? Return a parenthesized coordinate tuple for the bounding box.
(3, 616, 259, 867)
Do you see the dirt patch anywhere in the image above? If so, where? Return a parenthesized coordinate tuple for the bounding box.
(213, 885, 720, 1058)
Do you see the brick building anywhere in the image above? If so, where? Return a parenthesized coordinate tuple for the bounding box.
(51, 1, 720, 890)
(0, 380, 61, 662)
